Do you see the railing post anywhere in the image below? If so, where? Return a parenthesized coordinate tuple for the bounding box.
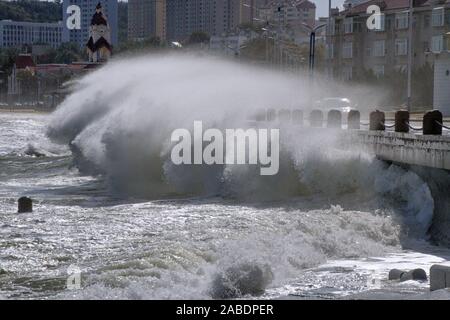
(423, 110, 443, 135)
(310, 110, 323, 127)
(292, 109, 304, 126)
(347, 110, 360, 129)
(369, 110, 385, 131)
(267, 108, 277, 122)
(395, 110, 409, 133)
(278, 109, 291, 123)
(327, 109, 342, 128)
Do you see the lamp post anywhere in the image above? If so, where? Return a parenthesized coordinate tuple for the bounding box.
(406, 0, 414, 112)
(302, 23, 327, 80)
(327, 0, 332, 78)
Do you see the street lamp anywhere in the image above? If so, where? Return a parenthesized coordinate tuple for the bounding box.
(406, 0, 413, 112)
(301, 22, 327, 79)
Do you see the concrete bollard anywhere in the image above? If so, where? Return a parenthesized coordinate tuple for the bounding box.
(395, 110, 410, 133)
(430, 265, 450, 291)
(400, 269, 427, 282)
(18, 197, 32, 213)
(255, 110, 266, 122)
(369, 110, 385, 131)
(309, 110, 323, 127)
(278, 109, 291, 123)
(388, 268, 427, 282)
(388, 269, 405, 280)
(327, 109, 342, 128)
(292, 109, 304, 126)
(267, 108, 277, 122)
(347, 110, 360, 129)
(423, 110, 443, 135)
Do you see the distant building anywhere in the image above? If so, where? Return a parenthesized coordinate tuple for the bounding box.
(256, 0, 316, 28)
(164, 0, 258, 41)
(128, 0, 166, 41)
(7, 54, 35, 96)
(327, 0, 448, 81)
(343, 0, 372, 9)
(0, 20, 63, 49)
(209, 34, 249, 55)
(62, 0, 118, 47)
(166, 0, 218, 41)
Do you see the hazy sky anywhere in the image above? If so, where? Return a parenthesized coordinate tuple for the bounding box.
(312, 0, 345, 18)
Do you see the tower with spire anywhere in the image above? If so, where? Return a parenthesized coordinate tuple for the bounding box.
(86, 2, 112, 63)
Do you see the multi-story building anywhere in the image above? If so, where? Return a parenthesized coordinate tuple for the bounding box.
(343, 0, 372, 9)
(164, 0, 258, 41)
(128, 0, 166, 41)
(166, 0, 224, 41)
(328, 0, 450, 81)
(256, 0, 316, 27)
(209, 34, 249, 55)
(62, 0, 118, 47)
(126, 0, 263, 43)
(0, 20, 63, 49)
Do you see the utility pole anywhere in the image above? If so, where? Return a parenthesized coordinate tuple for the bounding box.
(407, 0, 414, 111)
(327, 0, 332, 78)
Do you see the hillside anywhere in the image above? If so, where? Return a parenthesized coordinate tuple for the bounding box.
(0, 0, 62, 22)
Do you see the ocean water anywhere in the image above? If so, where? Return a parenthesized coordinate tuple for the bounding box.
(1, 55, 449, 300)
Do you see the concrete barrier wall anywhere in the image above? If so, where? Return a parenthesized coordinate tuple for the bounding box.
(347, 131, 450, 171)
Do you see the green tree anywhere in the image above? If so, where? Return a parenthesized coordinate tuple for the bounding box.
(188, 32, 210, 45)
(0, 0, 62, 22)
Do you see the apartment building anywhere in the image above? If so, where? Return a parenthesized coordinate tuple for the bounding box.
(256, 0, 316, 27)
(128, 0, 166, 41)
(0, 20, 63, 49)
(328, 0, 450, 81)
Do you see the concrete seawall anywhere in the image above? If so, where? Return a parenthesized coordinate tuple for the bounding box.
(347, 131, 450, 171)
(344, 130, 450, 247)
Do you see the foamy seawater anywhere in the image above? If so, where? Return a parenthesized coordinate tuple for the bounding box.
(1, 56, 449, 299)
(1, 112, 449, 300)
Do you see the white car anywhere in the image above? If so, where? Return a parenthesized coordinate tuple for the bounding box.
(314, 98, 354, 114)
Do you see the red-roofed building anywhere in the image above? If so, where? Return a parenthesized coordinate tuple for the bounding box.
(14, 54, 36, 70)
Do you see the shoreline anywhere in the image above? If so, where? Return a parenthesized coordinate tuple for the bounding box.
(0, 108, 53, 114)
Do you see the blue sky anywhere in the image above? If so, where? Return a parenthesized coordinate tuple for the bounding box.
(312, 0, 345, 18)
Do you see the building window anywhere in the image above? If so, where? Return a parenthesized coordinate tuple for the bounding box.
(372, 65, 385, 78)
(344, 17, 353, 34)
(432, 7, 444, 27)
(395, 38, 408, 56)
(431, 35, 444, 53)
(395, 12, 409, 29)
(342, 41, 353, 59)
(373, 40, 385, 57)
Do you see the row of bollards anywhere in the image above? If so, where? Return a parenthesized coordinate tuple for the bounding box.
(256, 108, 447, 135)
(388, 265, 450, 292)
(259, 108, 362, 129)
